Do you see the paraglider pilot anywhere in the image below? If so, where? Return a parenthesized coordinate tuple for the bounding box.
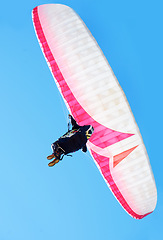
(47, 115, 94, 167)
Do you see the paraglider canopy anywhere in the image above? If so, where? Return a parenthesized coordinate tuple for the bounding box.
(32, 4, 157, 219)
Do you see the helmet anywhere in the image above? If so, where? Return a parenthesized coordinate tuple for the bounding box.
(86, 125, 94, 139)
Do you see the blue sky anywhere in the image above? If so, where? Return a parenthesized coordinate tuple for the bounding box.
(0, 0, 163, 239)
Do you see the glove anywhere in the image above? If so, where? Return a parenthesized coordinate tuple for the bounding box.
(82, 145, 87, 153)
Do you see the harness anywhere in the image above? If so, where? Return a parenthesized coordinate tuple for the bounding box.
(55, 143, 72, 160)
(54, 124, 94, 160)
(60, 129, 79, 139)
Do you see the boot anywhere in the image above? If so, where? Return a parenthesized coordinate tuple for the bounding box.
(47, 153, 55, 160)
(48, 158, 60, 167)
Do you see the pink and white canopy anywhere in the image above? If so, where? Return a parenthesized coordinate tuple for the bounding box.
(32, 4, 157, 219)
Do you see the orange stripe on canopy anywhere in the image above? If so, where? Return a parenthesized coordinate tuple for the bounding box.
(113, 145, 138, 168)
